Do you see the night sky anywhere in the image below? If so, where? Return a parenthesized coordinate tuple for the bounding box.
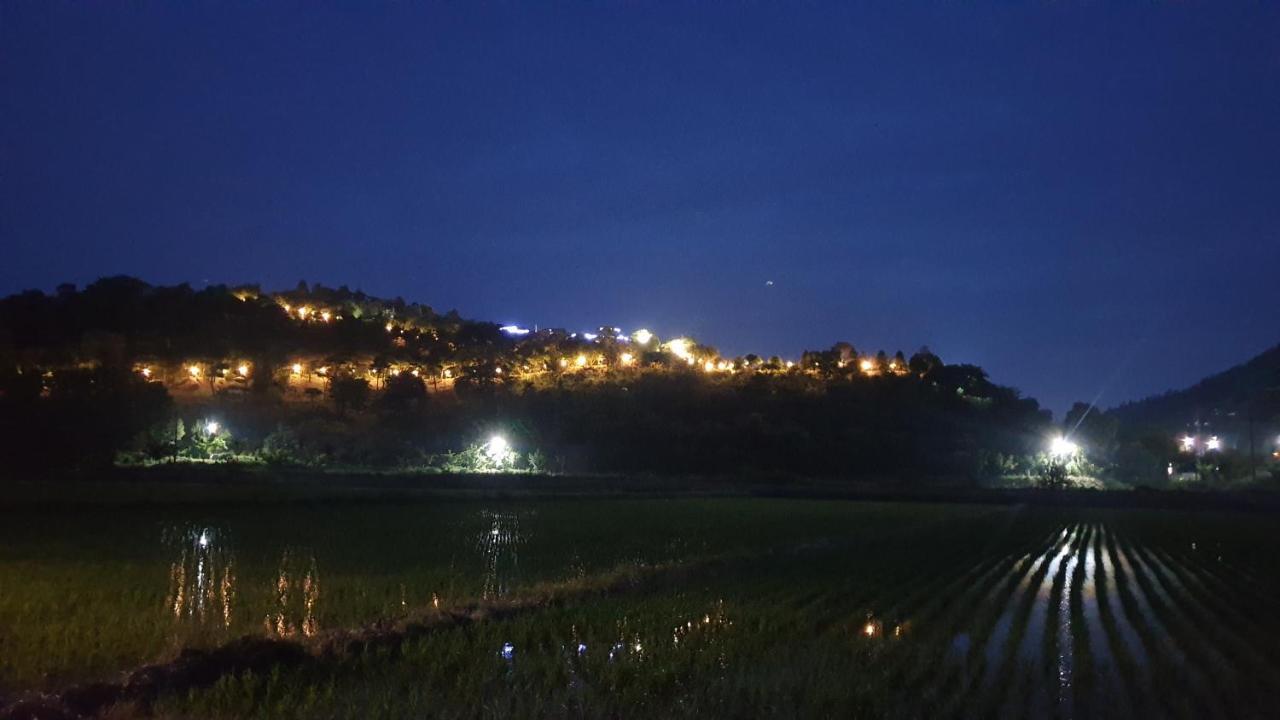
(3, 3, 1278, 415)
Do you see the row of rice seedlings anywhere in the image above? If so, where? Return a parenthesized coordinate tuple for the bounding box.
(931, 524, 1077, 717)
(1118, 530, 1278, 717)
(1103, 527, 1214, 720)
(893, 529, 1060, 717)
(1080, 525, 1141, 712)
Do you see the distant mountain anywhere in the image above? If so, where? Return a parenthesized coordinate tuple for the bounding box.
(1108, 343, 1280, 435)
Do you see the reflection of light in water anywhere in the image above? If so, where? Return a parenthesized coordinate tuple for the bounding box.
(476, 511, 526, 599)
(671, 600, 733, 647)
(263, 549, 321, 638)
(165, 526, 236, 629)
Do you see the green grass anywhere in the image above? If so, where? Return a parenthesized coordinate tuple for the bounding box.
(2, 498, 1279, 718)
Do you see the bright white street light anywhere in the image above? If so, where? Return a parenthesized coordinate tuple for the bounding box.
(1049, 436, 1079, 458)
(205, 421, 220, 435)
(484, 435, 514, 465)
(1206, 436, 1222, 452)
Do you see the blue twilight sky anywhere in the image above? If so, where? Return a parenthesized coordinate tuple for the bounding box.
(2, 2, 1278, 415)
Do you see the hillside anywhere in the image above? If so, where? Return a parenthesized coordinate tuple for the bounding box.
(0, 277, 1054, 482)
(1108, 344, 1280, 434)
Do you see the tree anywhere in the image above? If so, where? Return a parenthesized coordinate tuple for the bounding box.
(909, 347, 942, 377)
(330, 376, 371, 415)
(380, 373, 428, 416)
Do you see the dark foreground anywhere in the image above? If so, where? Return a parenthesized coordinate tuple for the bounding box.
(1, 486, 1278, 719)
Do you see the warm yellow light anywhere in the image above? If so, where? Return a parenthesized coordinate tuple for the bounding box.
(385, 322, 394, 332)
(411, 369, 420, 377)
(443, 369, 453, 379)
(390, 368, 401, 376)
(888, 361, 898, 370)
(703, 360, 716, 373)
(291, 363, 303, 375)
(317, 366, 328, 376)
(236, 364, 249, 377)
(633, 329, 653, 345)
(620, 352, 634, 366)
(863, 622, 876, 637)
(187, 365, 201, 378)
(785, 360, 794, 368)
(297, 306, 311, 320)
(716, 361, 729, 371)
(559, 357, 569, 368)
(860, 359, 875, 373)
(320, 310, 331, 322)
(140, 367, 152, 378)
(494, 367, 503, 375)
(575, 354, 587, 367)
(667, 338, 694, 362)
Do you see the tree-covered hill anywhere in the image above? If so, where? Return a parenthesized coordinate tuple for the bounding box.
(1108, 344, 1280, 433)
(0, 277, 1058, 482)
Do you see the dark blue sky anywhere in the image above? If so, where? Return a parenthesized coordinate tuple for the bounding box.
(3, 3, 1278, 415)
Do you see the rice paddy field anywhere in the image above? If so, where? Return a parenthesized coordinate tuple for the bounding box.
(2, 496, 1279, 718)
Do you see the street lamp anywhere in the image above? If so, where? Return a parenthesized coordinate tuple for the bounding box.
(1049, 436, 1079, 459)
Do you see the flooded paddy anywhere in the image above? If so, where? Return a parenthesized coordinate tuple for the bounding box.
(1, 498, 1278, 718)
